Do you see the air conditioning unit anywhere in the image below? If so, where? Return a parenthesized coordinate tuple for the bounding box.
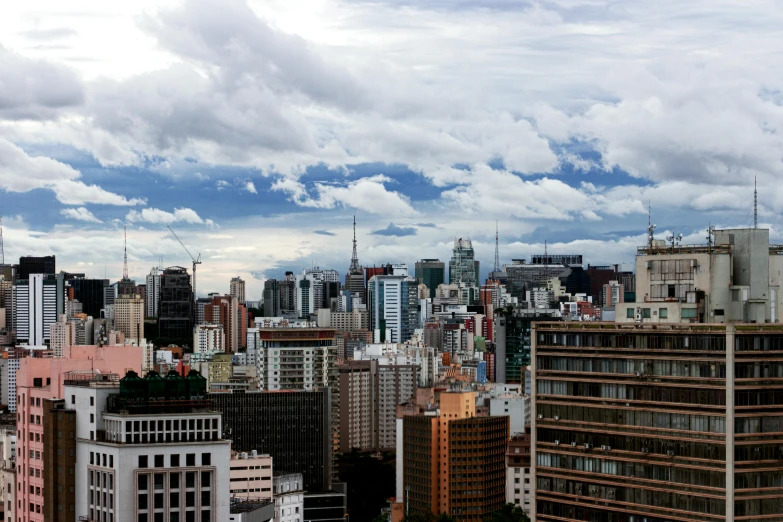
(537, 414, 544, 420)
(636, 313, 642, 321)
(635, 371, 642, 377)
(554, 440, 560, 446)
(601, 445, 611, 451)
(571, 442, 577, 447)
(554, 415, 560, 421)
(607, 489, 616, 500)
(584, 443, 591, 450)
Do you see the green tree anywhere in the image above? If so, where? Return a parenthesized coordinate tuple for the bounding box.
(482, 503, 530, 522)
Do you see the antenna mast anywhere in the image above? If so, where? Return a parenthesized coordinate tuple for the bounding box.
(350, 215, 360, 272)
(754, 177, 758, 229)
(123, 225, 129, 280)
(493, 221, 501, 273)
(647, 200, 656, 249)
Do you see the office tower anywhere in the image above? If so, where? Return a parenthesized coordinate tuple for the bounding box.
(449, 238, 479, 287)
(42, 398, 76, 521)
(203, 295, 240, 353)
(230, 276, 246, 304)
(68, 314, 93, 345)
(531, 321, 783, 521)
(158, 266, 193, 345)
(399, 392, 508, 519)
(49, 314, 75, 358)
(15, 344, 144, 522)
(67, 277, 109, 318)
(18, 256, 55, 280)
(506, 429, 532, 516)
(263, 279, 281, 317)
(229, 451, 273, 501)
(145, 267, 161, 318)
(254, 328, 337, 391)
(114, 293, 144, 342)
(504, 255, 580, 299)
(415, 259, 445, 299)
(368, 275, 418, 343)
(495, 309, 560, 384)
(296, 277, 313, 318)
(345, 216, 366, 304)
(376, 363, 418, 450)
(13, 274, 61, 345)
(211, 389, 333, 492)
(280, 272, 296, 315)
(296, 268, 339, 317)
(70, 370, 231, 522)
(323, 281, 341, 310)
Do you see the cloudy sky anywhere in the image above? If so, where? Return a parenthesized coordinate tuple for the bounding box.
(1, 0, 782, 299)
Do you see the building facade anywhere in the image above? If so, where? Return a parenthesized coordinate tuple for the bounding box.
(158, 267, 193, 345)
(415, 259, 445, 299)
(262, 279, 281, 318)
(230, 277, 246, 304)
(50, 314, 75, 358)
(273, 472, 304, 522)
(449, 239, 479, 288)
(368, 275, 418, 343)
(114, 293, 144, 342)
(13, 274, 60, 346)
(229, 451, 273, 502)
(145, 268, 160, 318)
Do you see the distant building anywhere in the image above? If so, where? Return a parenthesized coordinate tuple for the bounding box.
(262, 279, 281, 317)
(68, 277, 109, 318)
(415, 259, 445, 299)
(158, 267, 193, 345)
(18, 256, 55, 280)
(495, 309, 560, 384)
(449, 238, 479, 288)
(368, 275, 418, 343)
(230, 277, 246, 304)
(602, 280, 624, 308)
(506, 430, 532, 516)
(114, 293, 144, 342)
(204, 295, 240, 353)
(229, 451, 272, 502)
(273, 472, 304, 522)
(13, 273, 62, 346)
(145, 267, 161, 318)
(49, 314, 75, 358)
(194, 324, 226, 353)
(316, 308, 368, 331)
(279, 273, 296, 315)
(345, 216, 366, 304)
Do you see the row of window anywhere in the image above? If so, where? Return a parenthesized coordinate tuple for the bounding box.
(537, 333, 726, 351)
(537, 380, 726, 405)
(139, 453, 211, 469)
(537, 356, 725, 378)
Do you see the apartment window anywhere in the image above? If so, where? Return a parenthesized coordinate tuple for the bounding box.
(90, 414, 94, 424)
(154, 455, 164, 468)
(138, 475, 148, 491)
(682, 308, 698, 319)
(71, 395, 75, 405)
(186, 454, 195, 467)
(642, 308, 651, 319)
(201, 471, 211, 487)
(659, 308, 668, 318)
(171, 455, 180, 467)
(139, 456, 149, 468)
(201, 453, 211, 466)
(90, 396, 94, 406)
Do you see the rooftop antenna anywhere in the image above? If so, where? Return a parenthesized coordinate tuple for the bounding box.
(350, 215, 360, 271)
(123, 225, 129, 280)
(493, 221, 501, 273)
(754, 176, 758, 229)
(647, 200, 657, 248)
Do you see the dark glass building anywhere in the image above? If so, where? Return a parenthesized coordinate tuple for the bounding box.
(415, 259, 445, 298)
(210, 388, 333, 492)
(18, 255, 56, 279)
(68, 277, 109, 318)
(158, 266, 193, 345)
(495, 309, 560, 384)
(262, 278, 281, 317)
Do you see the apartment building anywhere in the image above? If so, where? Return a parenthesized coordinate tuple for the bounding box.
(229, 451, 272, 502)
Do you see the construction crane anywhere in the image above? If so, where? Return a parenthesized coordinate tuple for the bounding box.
(167, 225, 202, 302)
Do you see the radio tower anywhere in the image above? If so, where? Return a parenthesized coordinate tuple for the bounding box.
(754, 177, 758, 229)
(493, 221, 501, 273)
(123, 225, 129, 280)
(349, 215, 360, 272)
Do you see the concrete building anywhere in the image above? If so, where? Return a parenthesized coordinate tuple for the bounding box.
(273, 472, 304, 522)
(15, 345, 143, 522)
(279, 273, 296, 316)
(398, 392, 508, 520)
(316, 308, 368, 331)
(506, 430, 532, 517)
(194, 324, 226, 354)
(42, 398, 76, 522)
(602, 280, 624, 308)
(13, 274, 61, 346)
(489, 393, 528, 434)
(531, 321, 783, 521)
(145, 268, 160, 318)
(415, 259, 445, 299)
(617, 228, 783, 325)
(70, 370, 231, 522)
(338, 360, 375, 453)
(255, 328, 337, 392)
(229, 451, 273, 502)
(230, 277, 246, 304)
(296, 268, 339, 318)
(503, 256, 577, 299)
(49, 314, 75, 358)
(204, 295, 240, 353)
(368, 275, 418, 343)
(0, 425, 16, 522)
(114, 293, 144, 342)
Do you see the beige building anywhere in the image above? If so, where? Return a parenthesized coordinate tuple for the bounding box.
(229, 451, 273, 501)
(338, 360, 375, 452)
(230, 277, 246, 304)
(49, 314, 75, 357)
(114, 293, 144, 341)
(617, 228, 783, 324)
(317, 308, 369, 331)
(194, 323, 225, 353)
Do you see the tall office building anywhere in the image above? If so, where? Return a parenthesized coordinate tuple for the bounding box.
(42, 398, 75, 521)
(263, 279, 281, 317)
(345, 216, 366, 304)
(230, 276, 246, 304)
(495, 309, 560, 384)
(399, 392, 508, 520)
(67, 277, 109, 318)
(368, 275, 418, 343)
(49, 314, 75, 358)
(297, 268, 339, 318)
(114, 293, 144, 342)
(338, 361, 375, 453)
(13, 274, 61, 345)
(158, 266, 193, 345)
(504, 255, 580, 299)
(449, 238, 479, 287)
(18, 256, 55, 280)
(145, 267, 161, 318)
(415, 259, 445, 299)
(280, 272, 296, 315)
(532, 321, 783, 521)
(211, 388, 334, 492)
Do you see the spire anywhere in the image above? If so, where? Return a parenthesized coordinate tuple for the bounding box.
(493, 220, 501, 272)
(350, 215, 360, 272)
(754, 176, 758, 229)
(123, 224, 129, 280)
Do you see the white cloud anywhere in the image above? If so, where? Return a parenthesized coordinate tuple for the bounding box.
(243, 180, 258, 194)
(60, 207, 102, 223)
(126, 207, 216, 227)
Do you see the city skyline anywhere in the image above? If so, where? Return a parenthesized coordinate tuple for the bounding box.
(2, 0, 781, 299)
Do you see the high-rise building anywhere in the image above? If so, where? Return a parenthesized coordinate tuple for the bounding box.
(42, 398, 76, 522)
(158, 267, 193, 345)
(368, 275, 418, 343)
(280, 272, 296, 315)
(273, 472, 304, 522)
(531, 321, 783, 521)
(18, 256, 55, 280)
(415, 259, 445, 299)
(495, 309, 560, 384)
(67, 277, 109, 318)
(114, 293, 144, 342)
(296, 268, 339, 318)
(254, 328, 337, 392)
(49, 314, 75, 358)
(13, 274, 61, 346)
(263, 279, 281, 317)
(398, 392, 508, 520)
(145, 267, 161, 318)
(316, 308, 369, 331)
(449, 238, 479, 287)
(504, 256, 578, 299)
(602, 280, 624, 307)
(230, 276, 246, 304)
(338, 360, 375, 453)
(345, 216, 366, 304)
(194, 324, 225, 353)
(211, 389, 333, 492)
(204, 295, 240, 353)
(70, 370, 231, 522)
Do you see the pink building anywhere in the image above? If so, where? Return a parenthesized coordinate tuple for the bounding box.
(16, 345, 143, 522)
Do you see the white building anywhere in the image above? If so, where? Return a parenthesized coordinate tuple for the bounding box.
(506, 432, 532, 516)
(13, 274, 59, 346)
(229, 451, 272, 501)
(195, 324, 226, 354)
(70, 372, 231, 522)
(368, 275, 418, 343)
(0, 425, 15, 522)
(230, 277, 246, 305)
(145, 268, 161, 318)
(50, 314, 75, 357)
(489, 394, 528, 434)
(272, 472, 303, 522)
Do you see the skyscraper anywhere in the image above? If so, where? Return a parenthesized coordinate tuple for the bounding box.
(18, 255, 55, 280)
(67, 277, 109, 318)
(263, 279, 281, 317)
(345, 216, 366, 304)
(449, 238, 479, 287)
(13, 274, 61, 345)
(415, 259, 445, 298)
(203, 295, 240, 353)
(145, 267, 160, 318)
(230, 276, 246, 304)
(114, 293, 144, 342)
(280, 272, 296, 315)
(368, 275, 418, 343)
(158, 266, 193, 345)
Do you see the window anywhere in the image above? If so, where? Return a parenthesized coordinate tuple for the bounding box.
(154, 455, 164, 468)
(71, 395, 75, 405)
(138, 494, 148, 510)
(138, 475, 148, 491)
(714, 309, 725, 316)
(171, 455, 180, 467)
(90, 396, 94, 406)
(90, 414, 94, 424)
(682, 308, 698, 319)
(201, 453, 211, 466)
(139, 456, 148, 468)
(642, 308, 651, 319)
(201, 471, 211, 487)
(659, 308, 668, 319)
(170, 473, 180, 489)
(186, 454, 195, 467)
